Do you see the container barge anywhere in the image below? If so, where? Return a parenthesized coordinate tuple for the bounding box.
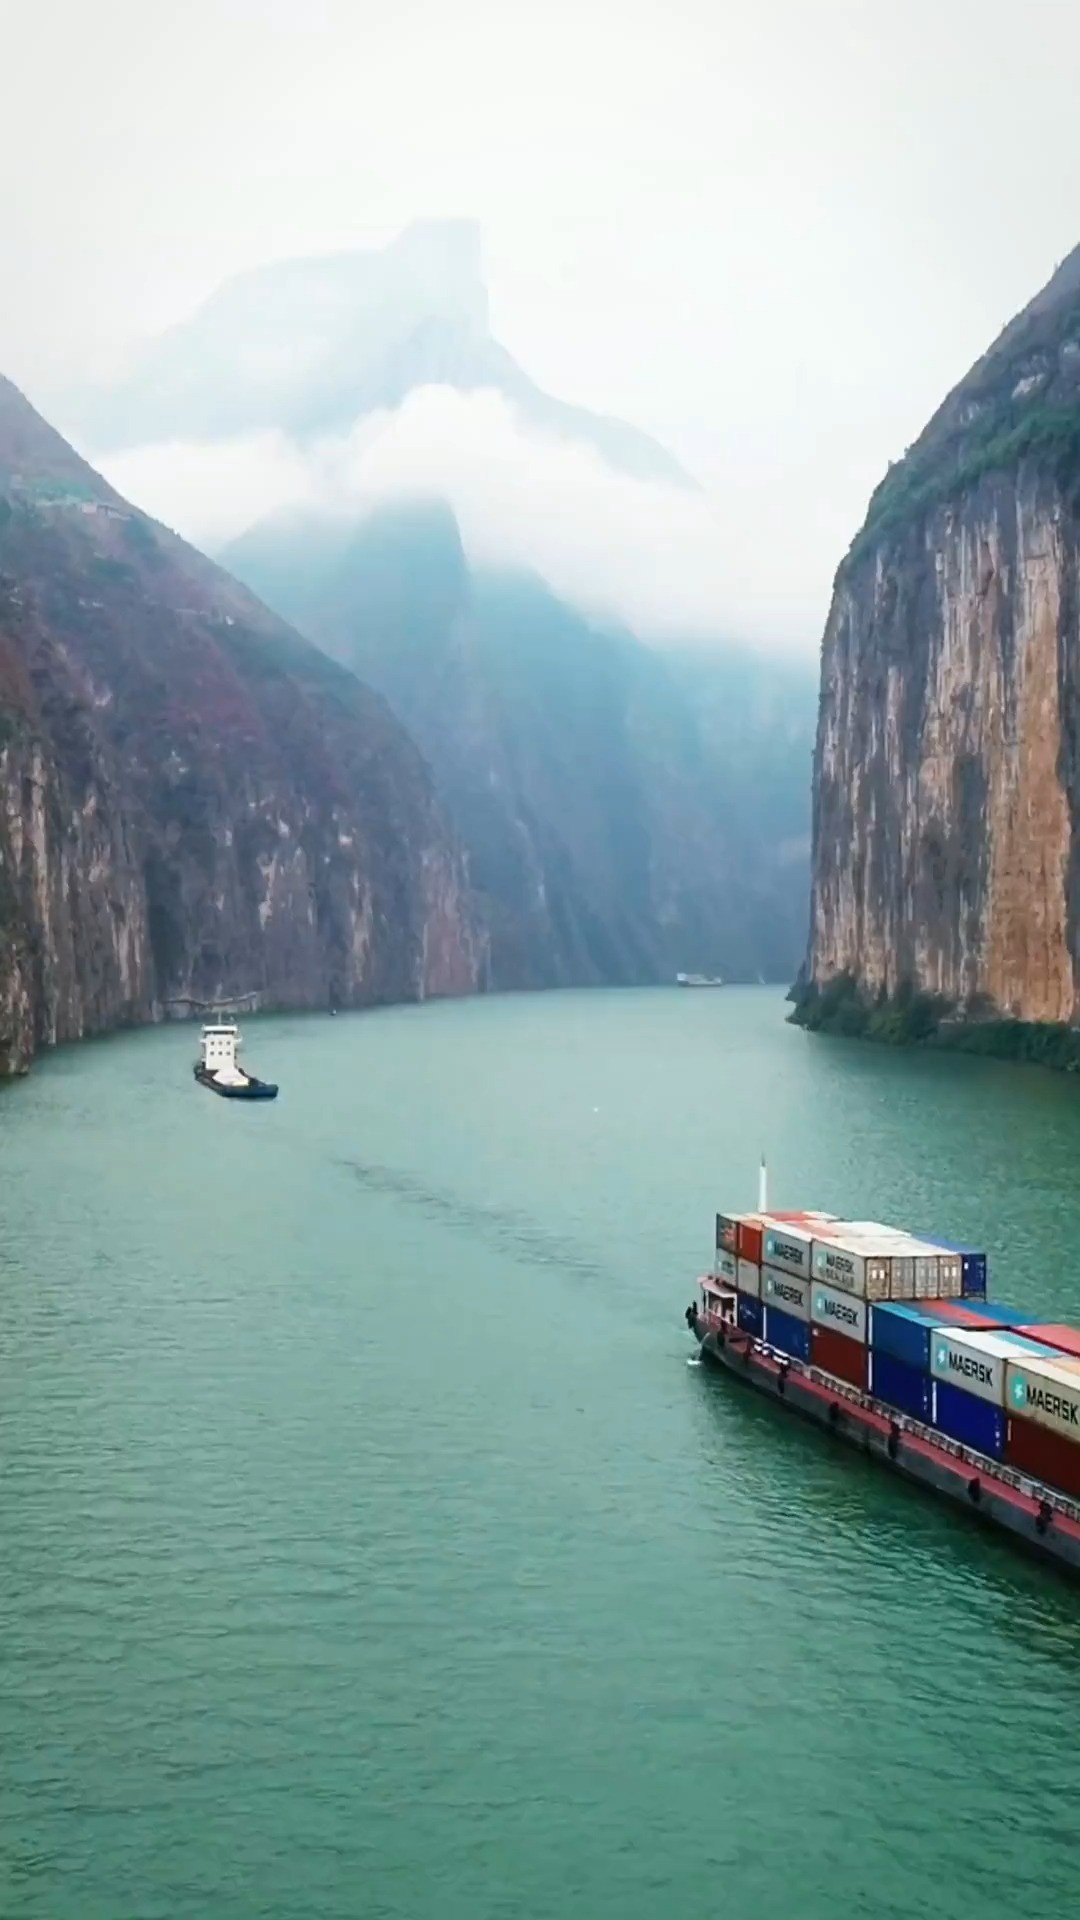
(685, 1171, 1080, 1577)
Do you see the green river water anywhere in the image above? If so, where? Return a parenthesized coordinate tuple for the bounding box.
(3, 986, 1080, 1919)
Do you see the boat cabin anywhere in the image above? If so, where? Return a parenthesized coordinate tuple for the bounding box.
(198, 1022, 247, 1086)
(698, 1279, 738, 1330)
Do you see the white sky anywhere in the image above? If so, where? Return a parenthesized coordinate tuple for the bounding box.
(4, 0, 1080, 647)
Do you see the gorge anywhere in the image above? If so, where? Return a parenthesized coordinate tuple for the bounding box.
(82, 219, 817, 998)
(0, 223, 820, 1075)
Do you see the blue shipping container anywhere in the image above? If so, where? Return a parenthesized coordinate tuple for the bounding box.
(958, 1301, 1032, 1329)
(870, 1302, 941, 1374)
(763, 1303, 811, 1363)
(737, 1293, 763, 1339)
(870, 1347, 932, 1422)
(921, 1236, 988, 1297)
(933, 1379, 1006, 1460)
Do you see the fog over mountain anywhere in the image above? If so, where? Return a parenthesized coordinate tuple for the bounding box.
(57, 216, 815, 989)
(76, 222, 690, 485)
(81, 222, 760, 650)
(9, 2, 1080, 656)
(103, 388, 744, 648)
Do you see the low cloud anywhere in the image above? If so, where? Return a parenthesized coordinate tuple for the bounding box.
(95, 388, 807, 650)
(99, 431, 312, 549)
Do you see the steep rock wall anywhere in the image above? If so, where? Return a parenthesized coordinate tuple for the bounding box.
(800, 242, 1080, 1050)
(0, 380, 484, 1074)
(807, 467, 1079, 1025)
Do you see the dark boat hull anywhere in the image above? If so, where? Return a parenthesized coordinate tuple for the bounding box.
(194, 1065, 278, 1101)
(696, 1325, 1080, 1578)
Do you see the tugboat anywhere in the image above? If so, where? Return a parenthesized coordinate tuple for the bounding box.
(194, 1019, 278, 1101)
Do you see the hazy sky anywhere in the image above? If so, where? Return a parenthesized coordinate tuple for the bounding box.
(5, 0, 1080, 647)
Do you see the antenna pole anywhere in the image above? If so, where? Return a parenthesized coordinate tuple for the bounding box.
(758, 1155, 768, 1214)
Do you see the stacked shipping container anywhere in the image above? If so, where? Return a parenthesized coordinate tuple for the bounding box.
(708, 1204, 1080, 1504)
(1006, 1355, 1080, 1496)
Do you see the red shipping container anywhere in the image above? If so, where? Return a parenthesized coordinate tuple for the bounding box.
(811, 1323, 867, 1391)
(930, 1300, 1007, 1328)
(1006, 1413, 1080, 1499)
(737, 1218, 764, 1265)
(769, 1211, 837, 1223)
(1020, 1323, 1080, 1363)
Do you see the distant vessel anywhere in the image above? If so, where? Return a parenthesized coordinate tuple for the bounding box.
(675, 972, 724, 987)
(194, 1020, 278, 1101)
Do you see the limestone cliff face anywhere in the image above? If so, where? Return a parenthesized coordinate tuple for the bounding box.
(803, 246, 1080, 1033)
(0, 378, 483, 1073)
(0, 717, 151, 1074)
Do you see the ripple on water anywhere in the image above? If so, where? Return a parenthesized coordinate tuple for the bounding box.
(4, 991, 1080, 1919)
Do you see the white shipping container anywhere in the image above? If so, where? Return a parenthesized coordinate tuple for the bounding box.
(886, 1232, 961, 1265)
(737, 1257, 761, 1299)
(930, 1329, 1036, 1408)
(835, 1222, 913, 1240)
(914, 1262, 963, 1301)
(812, 1238, 867, 1297)
(761, 1265, 811, 1321)
(929, 1251, 962, 1291)
(880, 1237, 960, 1297)
(882, 1258, 916, 1299)
(811, 1282, 867, 1342)
(864, 1268, 894, 1302)
(714, 1250, 738, 1285)
(760, 1223, 814, 1278)
(842, 1232, 961, 1297)
(815, 1231, 956, 1303)
(1007, 1357, 1080, 1442)
(867, 1239, 922, 1294)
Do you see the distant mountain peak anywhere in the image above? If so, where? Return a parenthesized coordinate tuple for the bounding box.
(387, 216, 485, 283)
(67, 221, 693, 490)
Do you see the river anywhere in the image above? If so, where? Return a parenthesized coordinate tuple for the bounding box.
(2, 987, 1079, 1918)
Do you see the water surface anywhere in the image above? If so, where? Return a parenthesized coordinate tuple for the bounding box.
(3, 988, 1080, 1918)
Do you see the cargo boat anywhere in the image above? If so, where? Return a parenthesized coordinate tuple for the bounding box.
(687, 1174, 1080, 1579)
(194, 1020, 278, 1101)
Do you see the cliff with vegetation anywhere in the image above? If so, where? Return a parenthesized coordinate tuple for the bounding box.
(0, 377, 482, 1074)
(793, 245, 1080, 1064)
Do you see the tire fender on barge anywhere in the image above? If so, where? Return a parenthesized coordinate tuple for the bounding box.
(694, 1323, 1080, 1578)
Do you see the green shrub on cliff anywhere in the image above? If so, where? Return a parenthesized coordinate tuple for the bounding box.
(853, 400, 1080, 556)
(790, 974, 947, 1044)
(791, 979, 1080, 1074)
(936, 1019, 1080, 1072)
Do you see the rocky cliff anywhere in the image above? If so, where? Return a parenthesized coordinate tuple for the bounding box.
(795, 246, 1080, 1057)
(227, 498, 815, 989)
(0, 377, 482, 1074)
